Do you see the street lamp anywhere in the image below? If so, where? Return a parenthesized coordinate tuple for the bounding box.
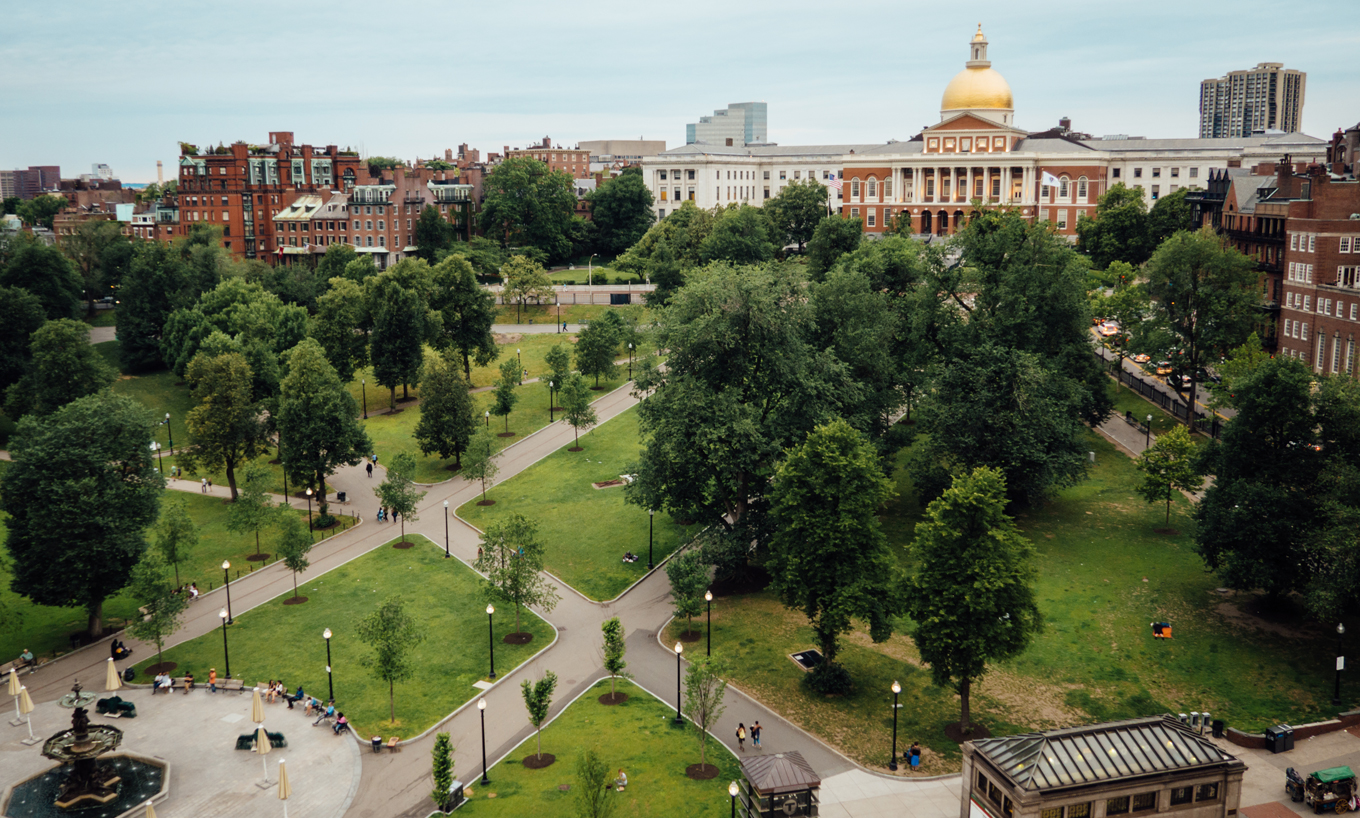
(362, 379, 367, 419)
(163, 413, 173, 452)
(1335, 623, 1347, 706)
(323, 628, 334, 702)
(478, 698, 490, 785)
(305, 488, 314, 534)
(705, 590, 713, 657)
(222, 561, 234, 624)
(889, 680, 902, 770)
(484, 410, 489, 430)
(628, 343, 634, 380)
(219, 608, 231, 678)
(548, 380, 555, 423)
(673, 641, 684, 724)
(648, 509, 655, 570)
(729, 781, 740, 818)
(443, 501, 450, 558)
(1145, 414, 1153, 449)
(150, 441, 162, 473)
(487, 604, 496, 680)
(517, 348, 522, 383)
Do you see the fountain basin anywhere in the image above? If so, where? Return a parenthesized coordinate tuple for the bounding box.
(1, 753, 169, 818)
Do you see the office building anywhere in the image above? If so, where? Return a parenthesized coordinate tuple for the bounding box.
(1199, 63, 1306, 138)
(686, 102, 768, 148)
(504, 137, 590, 179)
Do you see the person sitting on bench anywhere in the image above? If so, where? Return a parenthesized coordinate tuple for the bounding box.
(314, 702, 336, 725)
(182, 671, 194, 693)
(111, 640, 132, 660)
(15, 649, 34, 673)
(155, 672, 173, 693)
(286, 685, 304, 709)
(333, 713, 349, 734)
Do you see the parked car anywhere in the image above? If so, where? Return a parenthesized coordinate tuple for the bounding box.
(1099, 322, 1120, 337)
(1156, 361, 1174, 375)
(1132, 354, 1151, 364)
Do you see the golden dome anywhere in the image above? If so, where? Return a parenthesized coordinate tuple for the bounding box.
(941, 66, 1014, 111)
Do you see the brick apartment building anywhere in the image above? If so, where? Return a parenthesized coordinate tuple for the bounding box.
(0, 166, 61, 200)
(505, 136, 591, 179)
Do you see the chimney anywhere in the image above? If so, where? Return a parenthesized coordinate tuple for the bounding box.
(156, 161, 164, 184)
(1059, 117, 1072, 132)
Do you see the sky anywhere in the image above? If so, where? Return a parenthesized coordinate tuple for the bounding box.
(2, 0, 1357, 183)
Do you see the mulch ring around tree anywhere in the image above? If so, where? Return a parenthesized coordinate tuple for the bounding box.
(476, 499, 496, 506)
(522, 753, 556, 770)
(592, 479, 624, 489)
(1154, 528, 1181, 536)
(502, 632, 533, 645)
(686, 763, 719, 780)
(597, 692, 629, 706)
(568, 447, 583, 452)
(142, 662, 177, 677)
(246, 553, 271, 562)
(392, 541, 414, 549)
(678, 629, 702, 643)
(283, 596, 309, 606)
(312, 519, 340, 531)
(943, 722, 992, 743)
(497, 432, 517, 438)
(444, 463, 463, 472)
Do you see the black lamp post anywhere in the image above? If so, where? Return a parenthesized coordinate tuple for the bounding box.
(548, 380, 555, 423)
(478, 698, 490, 785)
(219, 608, 231, 678)
(484, 410, 489, 430)
(362, 379, 367, 419)
(648, 509, 654, 570)
(628, 342, 634, 380)
(487, 604, 497, 679)
(150, 441, 162, 474)
(517, 348, 522, 383)
(889, 680, 901, 770)
(222, 560, 234, 624)
(443, 501, 450, 557)
(305, 488, 314, 534)
(673, 641, 684, 724)
(1335, 623, 1346, 706)
(1145, 414, 1153, 450)
(729, 781, 739, 818)
(705, 590, 713, 657)
(164, 413, 173, 452)
(323, 628, 334, 702)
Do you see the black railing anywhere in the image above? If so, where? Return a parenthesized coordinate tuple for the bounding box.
(1096, 351, 1222, 439)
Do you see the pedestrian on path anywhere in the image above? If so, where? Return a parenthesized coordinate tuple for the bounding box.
(736, 723, 746, 751)
(366, 462, 373, 478)
(201, 478, 208, 493)
(206, 478, 212, 491)
(909, 742, 921, 771)
(751, 721, 761, 749)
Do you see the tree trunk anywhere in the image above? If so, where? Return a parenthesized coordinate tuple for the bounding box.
(959, 677, 972, 735)
(226, 461, 239, 500)
(173, 562, 181, 587)
(515, 602, 522, 635)
(481, 480, 487, 503)
(536, 725, 541, 759)
(463, 351, 471, 379)
(255, 528, 261, 556)
(292, 571, 299, 599)
(610, 674, 615, 696)
(1166, 495, 1172, 524)
(504, 414, 509, 433)
(389, 387, 396, 411)
(400, 516, 405, 543)
(455, 449, 462, 469)
(389, 679, 395, 723)
(318, 471, 329, 519)
(403, 383, 409, 400)
(87, 600, 104, 638)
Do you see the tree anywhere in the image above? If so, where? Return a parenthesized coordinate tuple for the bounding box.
(765, 178, 829, 252)
(479, 157, 579, 263)
(1, 196, 19, 215)
(125, 548, 188, 673)
(601, 617, 628, 698)
(491, 357, 519, 434)
(278, 338, 372, 524)
(414, 205, 455, 262)
(227, 462, 276, 560)
(544, 344, 571, 396)
(366, 156, 405, 173)
(682, 656, 729, 769)
(0, 392, 162, 637)
(560, 374, 597, 450)
(699, 205, 774, 264)
(806, 215, 863, 279)
(1145, 228, 1259, 428)
(15, 194, 66, 230)
(429, 254, 498, 378)
(117, 241, 191, 372)
(501, 255, 555, 323)
(1135, 425, 1202, 523)
(378, 451, 426, 545)
(356, 595, 425, 723)
(154, 496, 198, 587)
(1211, 331, 1272, 411)
(274, 510, 313, 601)
(0, 287, 46, 391)
(574, 320, 618, 388)
(180, 351, 266, 499)
(573, 748, 616, 818)
(1148, 188, 1193, 246)
(520, 669, 558, 761)
(1076, 183, 1153, 269)
(475, 512, 560, 635)
(463, 428, 500, 504)
(4, 318, 116, 419)
(907, 467, 1043, 735)
(431, 732, 455, 813)
(62, 220, 130, 316)
(315, 243, 358, 283)
(0, 235, 82, 320)
(309, 277, 369, 384)
(1091, 269, 1150, 379)
(768, 420, 898, 692)
(370, 285, 426, 410)
(585, 169, 655, 256)
(665, 550, 707, 638)
(415, 351, 477, 468)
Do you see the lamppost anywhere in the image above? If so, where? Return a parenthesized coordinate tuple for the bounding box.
(487, 604, 497, 680)
(305, 488, 314, 534)
(1335, 623, 1347, 706)
(729, 781, 739, 818)
(478, 698, 490, 785)
(673, 641, 684, 724)
(162, 413, 173, 452)
(705, 590, 713, 657)
(589, 253, 597, 286)
(150, 441, 162, 473)
(222, 560, 234, 624)
(362, 379, 367, 419)
(548, 380, 555, 423)
(443, 501, 450, 558)
(1145, 414, 1153, 450)
(517, 348, 522, 383)
(484, 410, 489, 430)
(219, 609, 231, 678)
(628, 343, 634, 380)
(323, 628, 334, 702)
(889, 680, 902, 770)
(648, 509, 655, 569)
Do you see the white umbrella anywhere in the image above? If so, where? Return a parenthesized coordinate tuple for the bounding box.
(145, 800, 156, 818)
(7, 668, 20, 725)
(251, 687, 266, 726)
(278, 759, 292, 818)
(19, 686, 37, 745)
(105, 657, 121, 693)
(255, 725, 273, 784)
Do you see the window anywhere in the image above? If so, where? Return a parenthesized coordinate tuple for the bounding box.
(1057, 210, 1068, 230)
(1170, 787, 1193, 806)
(378, 220, 385, 231)
(1059, 177, 1069, 198)
(378, 236, 385, 247)
(1291, 233, 1299, 250)
(1310, 235, 1317, 253)
(1334, 334, 1342, 373)
(366, 236, 373, 247)
(1343, 237, 1352, 253)
(976, 772, 988, 792)
(1190, 167, 1199, 178)
(365, 220, 373, 230)
(689, 187, 695, 201)
(1305, 295, 1312, 311)
(1171, 167, 1180, 178)
(1113, 168, 1121, 179)
(780, 170, 787, 180)
(1151, 185, 1160, 200)
(1134, 168, 1143, 178)
(365, 206, 372, 215)
(793, 171, 801, 179)
(867, 209, 876, 227)
(1078, 178, 1088, 201)
(851, 180, 860, 198)
(687, 170, 695, 180)
(988, 781, 1003, 806)
(1352, 304, 1358, 320)
(674, 187, 680, 201)
(850, 207, 859, 218)
(1106, 798, 1129, 815)
(1319, 334, 1328, 369)
(1042, 809, 1063, 818)
(1132, 793, 1156, 812)
(867, 179, 877, 198)
(353, 220, 360, 230)
(1152, 168, 1161, 178)
(658, 209, 666, 220)
(659, 170, 667, 180)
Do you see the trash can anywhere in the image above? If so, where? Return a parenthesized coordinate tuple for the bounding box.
(122, 668, 136, 683)
(336, 491, 347, 503)
(1212, 719, 1225, 738)
(1265, 724, 1294, 753)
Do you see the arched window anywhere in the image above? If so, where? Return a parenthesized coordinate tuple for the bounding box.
(1059, 177, 1070, 199)
(1078, 177, 1089, 202)
(867, 178, 877, 199)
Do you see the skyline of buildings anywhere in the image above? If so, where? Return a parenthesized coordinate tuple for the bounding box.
(1199, 62, 1307, 139)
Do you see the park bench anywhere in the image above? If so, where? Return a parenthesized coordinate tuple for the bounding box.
(210, 678, 245, 693)
(388, 736, 400, 752)
(152, 676, 193, 694)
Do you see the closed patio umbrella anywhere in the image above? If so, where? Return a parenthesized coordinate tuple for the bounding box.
(19, 686, 37, 744)
(251, 687, 266, 726)
(255, 725, 273, 784)
(278, 759, 292, 818)
(145, 800, 156, 818)
(105, 657, 121, 692)
(8, 668, 20, 724)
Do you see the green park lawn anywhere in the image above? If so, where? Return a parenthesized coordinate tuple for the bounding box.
(494, 303, 632, 325)
(94, 342, 194, 449)
(0, 492, 334, 664)
(545, 266, 643, 284)
(130, 535, 554, 740)
(456, 679, 740, 817)
(83, 309, 118, 327)
(672, 428, 1345, 774)
(458, 406, 692, 601)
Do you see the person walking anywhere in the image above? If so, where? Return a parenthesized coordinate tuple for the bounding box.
(736, 723, 746, 751)
(366, 462, 373, 478)
(201, 478, 208, 494)
(751, 721, 762, 750)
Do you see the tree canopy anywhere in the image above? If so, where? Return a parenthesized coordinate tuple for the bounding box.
(474, 512, 560, 635)
(414, 350, 477, 468)
(181, 351, 267, 499)
(479, 156, 580, 263)
(1076, 183, 1154, 269)
(586, 168, 655, 256)
(764, 178, 829, 252)
(4, 318, 116, 419)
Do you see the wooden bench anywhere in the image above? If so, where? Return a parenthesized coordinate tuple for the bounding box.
(387, 736, 400, 752)
(213, 678, 246, 693)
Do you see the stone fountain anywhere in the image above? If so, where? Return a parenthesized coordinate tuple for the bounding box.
(40, 681, 125, 809)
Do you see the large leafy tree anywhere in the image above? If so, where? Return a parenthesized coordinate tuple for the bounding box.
(474, 512, 560, 635)
(1135, 425, 1202, 523)
(356, 595, 425, 723)
(805, 215, 863, 280)
(15, 194, 66, 230)
(1076, 183, 1154, 269)
(309, 277, 369, 384)
(118, 241, 193, 372)
(62, 219, 130, 316)
(1145, 228, 1259, 427)
(4, 318, 116, 419)
(161, 278, 308, 389)
(1, 392, 162, 637)
(1149, 188, 1193, 247)
(414, 205, 455, 262)
(479, 156, 579, 262)
(765, 178, 829, 252)
(501, 254, 555, 323)
(907, 467, 1043, 735)
(414, 350, 477, 468)
(0, 234, 82, 320)
(277, 338, 371, 523)
(180, 351, 266, 499)
(0, 287, 47, 391)
(370, 284, 426, 409)
(573, 319, 618, 388)
(560, 373, 597, 450)
(768, 419, 898, 692)
(665, 549, 707, 637)
(585, 168, 654, 255)
(699, 205, 774, 264)
(429, 254, 498, 378)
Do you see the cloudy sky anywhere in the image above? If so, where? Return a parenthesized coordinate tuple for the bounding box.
(2, 0, 1355, 182)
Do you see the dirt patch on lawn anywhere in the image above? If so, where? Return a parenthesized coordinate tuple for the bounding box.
(1215, 602, 1316, 639)
(522, 753, 555, 769)
(686, 763, 719, 780)
(283, 596, 309, 605)
(503, 632, 533, 645)
(592, 479, 624, 489)
(598, 692, 629, 706)
(493, 333, 524, 345)
(975, 669, 1088, 729)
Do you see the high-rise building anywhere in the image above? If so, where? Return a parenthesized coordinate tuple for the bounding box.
(1199, 63, 1306, 138)
(686, 102, 768, 148)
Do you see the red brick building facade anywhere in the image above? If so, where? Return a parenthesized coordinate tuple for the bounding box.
(505, 136, 590, 179)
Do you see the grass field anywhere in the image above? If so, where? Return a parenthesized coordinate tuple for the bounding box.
(679, 428, 1346, 774)
(456, 679, 740, 818)
(129, 535, 554, 740)
(493, 304, 636, 325)
(84, 309, 118, 327)
(458, 406, 693, 601)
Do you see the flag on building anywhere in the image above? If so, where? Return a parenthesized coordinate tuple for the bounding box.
(1041, 171, 1061, 188)
(827, 173, 843, 191)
